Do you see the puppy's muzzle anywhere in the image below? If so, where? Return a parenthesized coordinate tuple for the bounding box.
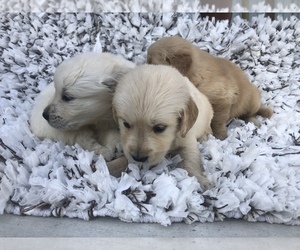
(131, 153, 148, 163)
(42, 105, 68, 130)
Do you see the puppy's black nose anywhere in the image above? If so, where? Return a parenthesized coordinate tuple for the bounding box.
(42, 108, 50, 121)
(131, 154, 148, 163)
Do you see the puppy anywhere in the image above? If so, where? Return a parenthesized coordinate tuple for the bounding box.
(147, 36, 273, 139)
(113, 64, 213, 190)
(30, 52, 135, 176)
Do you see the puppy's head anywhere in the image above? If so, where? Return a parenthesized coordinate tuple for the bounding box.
(43, 52, 135, 130)
(147, 36, 193, 76)
(113, 64, 198, 166)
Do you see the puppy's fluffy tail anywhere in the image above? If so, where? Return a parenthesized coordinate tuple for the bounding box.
(256, 105, 273, 118)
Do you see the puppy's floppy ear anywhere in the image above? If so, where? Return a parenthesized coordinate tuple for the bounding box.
(179, 97, 198, 138)
(102, 67, 131, 92)
(166, 52, 192, 76)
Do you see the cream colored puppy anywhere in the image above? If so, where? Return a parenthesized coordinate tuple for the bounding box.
(147, 36, 273, 139)
(30, 52, 135, 172)
(113, 64, 213, 189)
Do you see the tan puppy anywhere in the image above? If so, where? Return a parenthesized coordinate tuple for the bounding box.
(113, 64, 213, 190)
(30, 52, 135, 176)
(147, 36, 273, 139)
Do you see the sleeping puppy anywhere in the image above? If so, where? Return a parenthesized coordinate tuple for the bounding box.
(112, 64, 213, 190)
(30, 52, 135, 176)
(147, 36, 273, 139)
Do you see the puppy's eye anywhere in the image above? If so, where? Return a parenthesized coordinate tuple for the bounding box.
(153, 124, 167, 133)
(123, 121, 131, 129)
(62, 93, 74, 102)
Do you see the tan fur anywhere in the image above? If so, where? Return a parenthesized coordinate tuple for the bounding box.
(147, 36, 273, 139)
(113, 64, 214, 190)
(30, 52, 136, 176)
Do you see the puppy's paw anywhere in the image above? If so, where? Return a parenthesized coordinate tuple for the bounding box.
(196, 174, 214, 191)
(244, 116, 260, 127)
(200, 179, 214, 191)
(211, 122, 228, 140)
(106, 155, 128, 177)
(213, 130, 228, 140)
(93, 146, 115, 161)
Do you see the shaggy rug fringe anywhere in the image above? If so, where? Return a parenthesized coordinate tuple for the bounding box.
(0, 13, 300, 226)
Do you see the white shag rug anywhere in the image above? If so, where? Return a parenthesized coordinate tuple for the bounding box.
(0, 13, 300, 226)
(1, 0, 300, 12)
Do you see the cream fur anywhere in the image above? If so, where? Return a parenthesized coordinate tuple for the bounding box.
(147, 36, 273, 139)
(30, 52, 135, 173)
(113, 64, 213, 190)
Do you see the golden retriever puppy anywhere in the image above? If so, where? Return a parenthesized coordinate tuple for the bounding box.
(113, 64, 214, 189)
(30, 52, 135, 175)
(147, 36, 273, 139)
